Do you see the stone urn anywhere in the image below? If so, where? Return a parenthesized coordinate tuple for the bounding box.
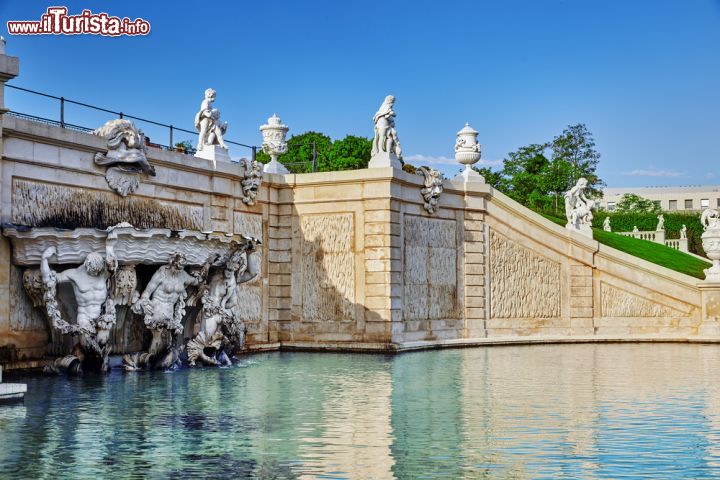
(260, 114, 290, 174)
(701, 209, 720, 282)
(453, 123, 483, 182)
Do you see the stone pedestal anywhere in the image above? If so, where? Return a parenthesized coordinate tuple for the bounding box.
(368, 151, 402, 169)
(453, 165, 485, 183)
(194, 145, 230, 168)
(263, 158, 289, 175)
(698, 282, 720, 336)
(566, 222, 593, 239)
(655, 229, 665, 244)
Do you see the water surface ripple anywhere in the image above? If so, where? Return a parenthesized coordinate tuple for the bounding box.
(1, 344, 720, 479)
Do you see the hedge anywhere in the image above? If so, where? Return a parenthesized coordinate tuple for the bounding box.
(592, 211, 705, 257)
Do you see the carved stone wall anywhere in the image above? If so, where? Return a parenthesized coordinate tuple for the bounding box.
(489, 230, 561, 319)
(233, 212, 263, 323)
(600, 283, 686, 317)
(9, 266, 44, 331)
(295, 213, 356, 323)
(403, 215, 458, 321)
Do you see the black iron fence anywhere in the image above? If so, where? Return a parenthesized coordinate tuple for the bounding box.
(3, 84, 325, 171)
(5, 84, 259, 161)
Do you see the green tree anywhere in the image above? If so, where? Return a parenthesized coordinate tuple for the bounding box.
(498, 143, 552, 209)
(472, 166, 504, 189)
(550, 123, 604, 196)
(540, 157, 575, 215)
(614, 193, 662, 214)
(255, 131, 332, 173)
(320, 135, 372, 171)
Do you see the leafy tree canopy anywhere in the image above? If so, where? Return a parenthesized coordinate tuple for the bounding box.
(255, 131, 371, 173)
(321, 135, 372, 172)
(614, 193, 662, 214)
(476, 123, 604, 215)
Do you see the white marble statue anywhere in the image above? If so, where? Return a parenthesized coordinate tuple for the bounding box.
(369, 95, 402, 168)
(187, 237, 260, 366)
(603, 216, 611, 232)
(194, 88, 228, 152)
(633, 226, 639, 233)
(701, 209, 720, 282)
(126, 253, 210, 370)
(680, 224, 687, 239)
(656, 214, 665, 231)
(38, 232, 118, 373)
(564, 178, 594, 237)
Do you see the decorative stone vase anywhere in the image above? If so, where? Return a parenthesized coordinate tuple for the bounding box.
(702, 229, 720, 282)
(260, 114, 290, 174)
(453, 123, 483, 182)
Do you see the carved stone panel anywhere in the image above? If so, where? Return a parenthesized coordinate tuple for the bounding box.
(600, 282, 687, 317)
(10, 265, 46, 331)
(233, 212, 263, 322)
(403, 215, 458, 321)
(489, 230, 561, 319)
(298, 213, 356, 322)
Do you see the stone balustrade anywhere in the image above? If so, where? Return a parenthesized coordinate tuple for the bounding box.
(617, 229, 664, 243)
(617, 229, 690, 253)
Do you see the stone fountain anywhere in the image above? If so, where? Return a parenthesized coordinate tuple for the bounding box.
(2, 117, 261, 374)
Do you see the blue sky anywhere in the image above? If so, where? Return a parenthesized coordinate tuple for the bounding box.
(1, 0, 719, 186)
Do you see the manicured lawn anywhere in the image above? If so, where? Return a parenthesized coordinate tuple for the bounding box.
(540, 213, 710, 280)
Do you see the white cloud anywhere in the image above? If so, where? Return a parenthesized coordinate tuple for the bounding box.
(706, 172, 716, 179)
(405, 154, 503, 168)
(622, 168, 684, 178)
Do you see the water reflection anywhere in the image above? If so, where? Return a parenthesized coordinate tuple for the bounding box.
(1, 345, 720, 478)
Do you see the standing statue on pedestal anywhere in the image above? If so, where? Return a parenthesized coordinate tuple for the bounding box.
(680, 224, 687, 239)
(656, 214, 665, 231)
(123, 253, 210, 370)
(186, 237, 260, 367)
(603, 216, 611, 232)
(39, 232, 118, 374)
(369, 95, 402, 168)
(194, 88, 231, 167)
(195, 88, 228, 151)
(564, 177, 595, 238)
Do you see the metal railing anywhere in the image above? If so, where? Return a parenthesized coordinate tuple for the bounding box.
(5, 84, 259, 161)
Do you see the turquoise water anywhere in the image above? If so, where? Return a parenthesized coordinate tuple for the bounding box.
(2, 344, 720, 479)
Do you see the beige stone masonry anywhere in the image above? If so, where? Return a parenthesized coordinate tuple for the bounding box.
(1, 113, 719, 366)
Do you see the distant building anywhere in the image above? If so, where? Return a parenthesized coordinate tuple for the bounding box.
(600, 185, 720, 212)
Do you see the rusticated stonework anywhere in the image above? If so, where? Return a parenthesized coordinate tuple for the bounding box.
(489, 230, 561, 318)
(298, 213, 355, 322)
(12, 180, 203, 230)
(233, 212, 263, 322)
(404, 215, 459, 320)
(600, 283, 687, 317)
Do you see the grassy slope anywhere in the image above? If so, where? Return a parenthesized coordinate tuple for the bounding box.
(540, 213, 710, 280)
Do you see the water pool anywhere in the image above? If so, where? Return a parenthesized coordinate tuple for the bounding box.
(2, 343, 720, 479)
